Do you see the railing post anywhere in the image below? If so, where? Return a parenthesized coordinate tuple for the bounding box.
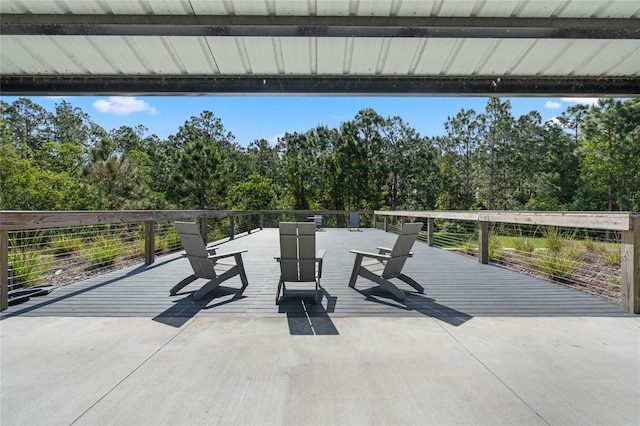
(478, 220, 489, 264)
(200, 217, 208, 243)
(373, 213, 376, 229)
(384, 216, 388, 232)
(248, 215, 252, 234)
(144, 221, 155, 265)
(1, 229, 8, 311)
(621, 216, 639, 313)
(229, 215, 235, 240)
(427, 218, 434, 247)
(260, 213, 264, 229)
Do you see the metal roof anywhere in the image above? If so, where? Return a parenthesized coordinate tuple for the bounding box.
(1, 0, 639, 96)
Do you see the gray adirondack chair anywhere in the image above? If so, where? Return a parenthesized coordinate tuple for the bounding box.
(347, 212, 360, 231)
(349, 222, 424, 300)
(276, 222, 326, 304)
(171, 221, 248, 300)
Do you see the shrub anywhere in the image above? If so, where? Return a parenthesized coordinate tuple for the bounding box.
(536, 244, 584, 279)
(8, 248, 48, 286)
(82, 235, 121, 267)
(488, 234, 504, 261)
(50, 233, 83, 256)
(163, 228, 181, 252)
(597, 243, 621, 266)
(512, 236, 535, 259)
(542, 226, 565, 253)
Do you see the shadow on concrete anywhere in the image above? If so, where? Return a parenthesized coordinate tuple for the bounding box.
(278, 288, 339, 336)
(355, 287, 473, 327)
(153, 284, 247, 328)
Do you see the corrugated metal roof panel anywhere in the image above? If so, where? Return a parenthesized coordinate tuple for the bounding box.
(280, 38, 314, 74)
(3, 0, 639, 17)
(1, 0, 637, 95)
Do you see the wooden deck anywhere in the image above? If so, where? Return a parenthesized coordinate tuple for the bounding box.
(1, 228, 632, 323)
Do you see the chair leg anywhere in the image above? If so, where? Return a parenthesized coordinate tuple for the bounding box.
(276, 278, 284, 305)
(192, 267, 239, 300)
(349, 253, 364, 288)
(397, 273, 424, 294)
(193, 277, 224, 301)
(170, 275, 197, 295)
(371, 276, 406, 300)
(235, 254, 249, 287)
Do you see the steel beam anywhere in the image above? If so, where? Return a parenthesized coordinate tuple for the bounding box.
(2, 75, 639, 97)
(1, 14, 638, 39)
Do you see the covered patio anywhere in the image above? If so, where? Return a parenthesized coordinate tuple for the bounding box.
(2, 228, 638, 425)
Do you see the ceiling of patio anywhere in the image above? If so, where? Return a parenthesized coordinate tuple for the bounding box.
(1, 0, 639, 96)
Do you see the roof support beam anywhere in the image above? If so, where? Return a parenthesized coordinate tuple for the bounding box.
(2, 14, 638, 39)
(2, 75, 638, 97)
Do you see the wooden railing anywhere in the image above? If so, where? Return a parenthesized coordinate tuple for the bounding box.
(1, 210, 637, 314)
(374, 210, 639, 314)
(0, 209, 372, 311)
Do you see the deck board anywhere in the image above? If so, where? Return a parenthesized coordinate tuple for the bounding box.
(1, 228, 632, 320)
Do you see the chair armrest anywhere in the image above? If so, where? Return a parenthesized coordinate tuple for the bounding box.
(208, 249, 248, 261)
(376, 246, 392, 254)
(350, 249, 391, 261)
(315, 248, 327, 278)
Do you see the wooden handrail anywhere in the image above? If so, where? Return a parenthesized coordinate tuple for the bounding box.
(1, 209, 637, 313)
(375, 210, 639, 314)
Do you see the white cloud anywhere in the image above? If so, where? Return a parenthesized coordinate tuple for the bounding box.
(560, 97, 600, 106)
(92, 97, 158, 115)
(545, 117, 562, 126)
(545, 101, 562, 109)
(269, 133, 285, 144)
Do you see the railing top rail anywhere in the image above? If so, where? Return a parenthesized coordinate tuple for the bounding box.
(0, 209, 373, 231)
(375, 210, 638, 231)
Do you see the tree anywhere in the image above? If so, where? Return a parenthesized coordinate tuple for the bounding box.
(477, 98, 514, 209)
(2, 98, 52, 158)
(229, 173, 276, 211)
(578, 99, 640, 211)
(82, 138, 154, 209)
(442, 109, 480, 209)
(172, 140, 227, 209)
(51, 100, 93, 148)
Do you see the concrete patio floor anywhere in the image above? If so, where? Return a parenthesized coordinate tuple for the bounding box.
(1, 228, 639, 425)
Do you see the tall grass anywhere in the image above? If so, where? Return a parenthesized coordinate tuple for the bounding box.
(82, 235, 121, 268)
(8, 235, 49, 286)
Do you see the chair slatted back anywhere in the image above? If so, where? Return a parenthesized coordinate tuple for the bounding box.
(349, 212, 360, 228)
(279, 222, 317, 282)
(175, 221, 217, 279)
(383, 222, 423, 278)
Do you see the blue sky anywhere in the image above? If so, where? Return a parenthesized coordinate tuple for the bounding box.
(1, 95, 601, 147)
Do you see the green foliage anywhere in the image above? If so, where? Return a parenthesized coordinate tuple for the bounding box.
(488, 234, 504, 261)
(50, 233, 84, 256)
(536, 245, 585, 279)
(596, 242, 621, 266)
(2, 97, 639, 216)
(230, 173, 276, 210)
(542, 226, 565, 253)
(82, 235, 121, 267)
(9, 249, 48, 286)
(512, 236, 536, 258)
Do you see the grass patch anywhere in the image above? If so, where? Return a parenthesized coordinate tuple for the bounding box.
(82, 235, 121, 268)
(536, 243, 585, 279)
(9, 249, 49, 286)
(50, 233, 84, 256)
